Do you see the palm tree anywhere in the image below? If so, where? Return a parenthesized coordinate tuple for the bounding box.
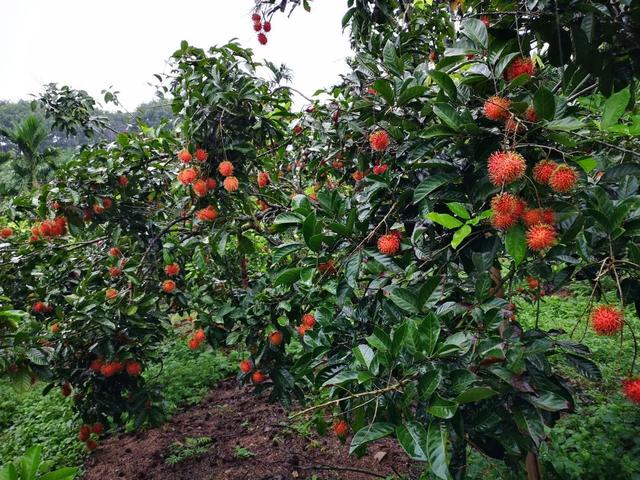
(0, 114, 58, 189)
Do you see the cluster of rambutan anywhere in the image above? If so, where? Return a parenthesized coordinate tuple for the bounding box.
(238, 358, 267, 383)
(377, 231, 402, 256)
(218, 160, 239, 192)
(187, 328, 206, 350)
(177, 148, 208, 164)
(92, 198, 113, 215)
(32, 300, 54, 315)
(482, 96, 537, 134)
(78, 422, 104, 450)
(89, 357, 142, 378)
(297, 312, 316, 337)
(251, 12, 271, 45)
(490, 193, 557, 251)
(532, 159, 579, 193)
(29, 216, 67, 242)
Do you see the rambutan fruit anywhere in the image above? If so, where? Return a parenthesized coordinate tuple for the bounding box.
(487, 150, 526, 186)
(525, 106, 538, 123)
(223, 176, 239, 192)
(108, 266, 122, 278)
(92, 422, 104, 434)
(192, 179, 208, 197)
(108, 247, 121, 257)
(1, 227, 13, 238)
(369, 130, 390, 152)
(590, 304, 624, 336)
(126, 360, 142, 377)
(525, 223, 557, 251)
(218, 161, 234, 177)
(622, 378, 640, 404)
(239, 359, 252, 374)
(257, 172, 270, 188)
(162, 280, 176, 294)
(483, 96, 511, 121)
(302, 313, 316, 328)
(269, 331, 283, 346)
(257, 33, 268, 45)
(195, 149, 208, 162)
(373, 164, 388, 175)
(504, 57, 536, 81)
(549, 164, 578, 193)
(78, 425, 91, 442)
(333, 420, 349, 438)
(177, 168, 198, 185)
(119, 175, 129, 186)
(532, 160, 558, 184)
(205, 178, 217, 190)
(105, 288, 118, 300)
(196, 206, 218, 222)
(251, 371, 266, 384)
(377, 234, 401, 255)
(178, 149, 192, 163)
(165, 263, 180, 277)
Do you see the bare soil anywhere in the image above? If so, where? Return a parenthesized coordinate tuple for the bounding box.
(83, 379, 420, 480)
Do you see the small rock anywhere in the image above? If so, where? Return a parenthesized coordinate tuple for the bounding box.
(374, 450, 388, 463)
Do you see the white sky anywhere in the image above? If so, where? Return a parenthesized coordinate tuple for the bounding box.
(0, 1, 352, 110)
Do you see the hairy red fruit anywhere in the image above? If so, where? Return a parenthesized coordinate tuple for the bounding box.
(483, 96, 511, 121)
(590, 305, 624, 336)
(541, 209, 555, 225)
(257, 199, 269, 211)
(177, 168, 198, 185)
(105, 288, 118, 300)
(532, 160, 558, 184)
(504, 116, 524, 134)
(108, 266, 122, 278)
(504, 57, 536, 81)
(269, 331, 283, 346)
(491, 212, 519, 230)
(352, 171, 364, 182)
(162, 280, 176, 294)
(239, 359, 252, 374)
(218, 161, 234, 177)
(92, 422, 104, 435)
(297, 324, 308, 336)
(196, 205, 218, 222)
(549, 164, 578, 193)
(188, 338, 200, 350)
(118, 175, 129, 186)
(377, 234, 401, 255)
(194, 329, 206, 342)
(178, 149, 192, 163)
(50, 322, 60, 333)
(165, 263, 180, 277)
(257, 172, 270, 188)
(622, 378, 640, 404)
(369, 130, 390, 152)
(373, 164, 388, 175)
(525, 106, 538, 123)
(333, 420, 349, 438)
(527, 277, 539, 289)
(61, 382, 72, 397)
(526, 223, 557, 251)
(251, 371, 266, 384)
(491, 193, 525, 217)
(90, 358, 103, 372)
(223, 176, 239, 192)
(93, 203, 105, 215)
(251, 13, 261, 22)
(86, 439, 98, 451)
(263, 21, 271, 32)
(31, 225, 41, 237)
(522, 208, 545, 227)
(79, 425, 91, 442)
(195, 149, 208, 162)
(33, 301, 46, 314)
(302, 313, 316, 328)
(253, 21, 262, 31)
(487, 150, 526, 186)
(108, 247, 121, 257)
(102, 198, 113, 210)
(40, 221, 52, 236)
(126, 360, 142, 377)
(1, 227, 13, 238)
(332, 160, 344, 169)
(192, 179, 208, 197)
(257, 33, 268, 45)
(318, 259, 337, 274)
(205, 178, 217, 190)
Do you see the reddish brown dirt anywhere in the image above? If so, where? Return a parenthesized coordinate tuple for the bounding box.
(83, 379, 421, 480)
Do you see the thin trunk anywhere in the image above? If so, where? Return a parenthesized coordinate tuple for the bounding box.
(526, 452, 542, 480)
(29, 154, 39, 189)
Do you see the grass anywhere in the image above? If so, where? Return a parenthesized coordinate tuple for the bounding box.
(0, 334, 238, 473)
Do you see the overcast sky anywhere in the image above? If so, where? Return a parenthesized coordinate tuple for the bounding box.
(1, 1, 352, 110)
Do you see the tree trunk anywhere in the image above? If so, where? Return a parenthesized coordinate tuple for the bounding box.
(449, 430, 467, 480)
(526, 452, 542, 480)
(29, 155, 39, 189)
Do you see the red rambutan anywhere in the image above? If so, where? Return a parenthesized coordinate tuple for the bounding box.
(162, 280, 176, 294)
(302, 313, 316, 328)
(223, 176, 239, 192)
(239, 359, 252, 374)
(377, 234, 401, 255)
(622, 378, 640, 404)
(590, 304, 624, 336)
(178, 149, 192, 163)
(333, 420, 349, 438)
(177, 168, 198, 185)
(269, 331, 283, 346)
(1, 227, 13, 238)
(549, 164, 578, 193)
(504, 57, 536, 81)
(373, 164, 389, 175)
(257, 172, 270, 188)
(369, 130, 390, 152)
(487, 150, 526, 186)
(218, 161, 234, 177)
(126, 360, 142, 377)
(165, 263, 180, 276)
(532, 160, 558, 185)
(195, 149, 208, 162)
(192, 179, 208, 197)
(257, 33, 268, 45)
(196, 206, 218, 222)
(525, 223, 557, 251)
(483, 96, 511, 121)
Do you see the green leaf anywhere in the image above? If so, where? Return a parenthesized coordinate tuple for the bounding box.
(437, 332, 472, 357)
(430, 71, 457, 101)
(432, 103, 461, 130)
(426, 422, 450, 480)
(323, 370, 358, 386)
(601, 87, 630, 130)
(389, 287, 420, 314)
(274, 268, 303, 286)
(354, 344, 375, 369)
(397, 85, 428, 106)
(417, 313, 440, 356)
(533, 86, 556, 121)
(350, 423, 395, 454)
(372, 79, 395, 105)
(545, 117, 583, 131)
(505, 225, 527, 266)
(525, 392, 570, 411)
(383, 40, 403, 75)
(273, 212, 304, 225)
(427, 395, 458, 419)
(454, 387, 497, 404)
(0, 464, 18, 480)
(414, 175, 450, 203)
(446, 202, 469, 220)
(418, 369, 442, 400)
(461, 18, 488, 48)
(272, 242, 304, 264)
(41, 468, 80, 480)
(20, 444, 42, 480)
(451, 225, 471, 249)
(345, 252, 362, 288)
(427, 213, 463, 229)
(396, 422, 428, 461)
(303, 211, 318, 249)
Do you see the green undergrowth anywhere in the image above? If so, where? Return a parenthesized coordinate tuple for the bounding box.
(0, 335, 238, 473)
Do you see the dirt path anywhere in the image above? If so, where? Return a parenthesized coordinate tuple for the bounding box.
(82, 379, 420, 480)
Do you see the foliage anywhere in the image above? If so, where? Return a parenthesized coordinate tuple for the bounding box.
(1, 1, 640, 479)
(0, 445, 77, 480)
(164, 437, 213, 466)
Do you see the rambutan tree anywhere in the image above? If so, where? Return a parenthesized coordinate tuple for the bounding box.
(2, 1, 640, 478)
